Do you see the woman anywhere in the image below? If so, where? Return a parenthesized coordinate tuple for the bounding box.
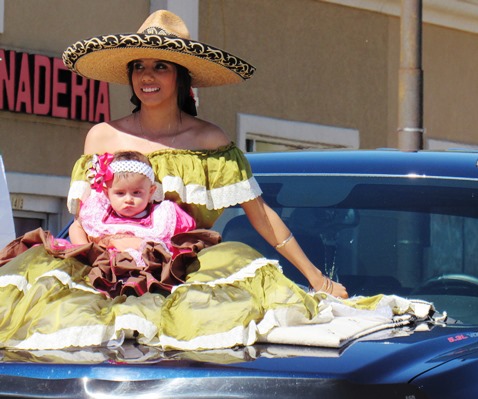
(0, 10, 347, 351)
(65, 10, 347, 298)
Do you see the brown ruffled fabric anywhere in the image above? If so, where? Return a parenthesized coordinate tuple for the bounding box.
(0, 227, 222, 298)
(0, 228, 104, 266)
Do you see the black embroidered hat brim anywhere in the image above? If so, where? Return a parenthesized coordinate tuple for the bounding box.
(62, 33, 256, 87)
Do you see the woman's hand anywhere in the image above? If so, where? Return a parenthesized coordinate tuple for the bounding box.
(330, 280, 348, 298)
(312, 274, 349, 299)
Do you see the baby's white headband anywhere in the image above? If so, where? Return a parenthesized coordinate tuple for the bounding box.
(88, 153, 156, 192)
(110, 160, 155, 183)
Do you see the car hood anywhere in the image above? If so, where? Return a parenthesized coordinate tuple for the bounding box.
(1, 323, 478, 398)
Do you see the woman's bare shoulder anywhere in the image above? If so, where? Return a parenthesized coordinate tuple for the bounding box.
(84, 116, 133, 154)
(186, 117, 230, 149)
(84, 123, 115, 154)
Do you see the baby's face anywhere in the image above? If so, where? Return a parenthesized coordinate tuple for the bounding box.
(106, 173, 155, 217)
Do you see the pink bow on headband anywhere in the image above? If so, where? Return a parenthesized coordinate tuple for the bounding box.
(88, 153, 114, 192)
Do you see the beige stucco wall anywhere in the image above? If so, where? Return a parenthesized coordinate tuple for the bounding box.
(0, 0, 149, 176)
(199, 0, 478, 150)
(1, 0, 478, 175)
(422, 24, 478, 145)
(386, 17, 478, 148)
(197, 0, 394, 149)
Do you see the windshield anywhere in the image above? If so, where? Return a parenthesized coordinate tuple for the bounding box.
(214, 174, 478, 325)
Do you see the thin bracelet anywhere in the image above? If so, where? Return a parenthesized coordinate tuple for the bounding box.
(319, 275, 329, 292)
(318, 276, 334, 294)
(327, 278, 334, 294)
(275, 233, 294, 249)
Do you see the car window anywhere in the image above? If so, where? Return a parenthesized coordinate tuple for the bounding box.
(215, 174, 478, 325)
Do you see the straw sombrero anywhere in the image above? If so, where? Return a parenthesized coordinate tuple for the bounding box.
(62, 10, 255, 87)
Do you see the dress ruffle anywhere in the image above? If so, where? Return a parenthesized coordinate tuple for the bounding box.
(68, 143, 262, 227)
(0, 239, 319, 350)
(0, 238, 434, 351)
(0, 228, 221, 298)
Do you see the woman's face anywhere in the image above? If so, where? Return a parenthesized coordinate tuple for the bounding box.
(130, 59, 178, 108)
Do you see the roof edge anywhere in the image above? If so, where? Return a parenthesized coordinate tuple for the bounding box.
(322, 0, 478, 34)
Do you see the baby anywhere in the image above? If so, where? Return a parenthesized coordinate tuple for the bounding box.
(68, 151, 198, 296)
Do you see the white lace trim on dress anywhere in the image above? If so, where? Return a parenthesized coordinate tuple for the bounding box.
(151, 175, 263, 210)
(69, 176, 262, 214)
(0, 271, 100, 295)
(36, 270, 101, 295)
(172, 258, 280, 292)
(158, 321, 259, 350)
(67, 181, 91, 214)
(12, 325, 116, 350)
(0, 275, 31, 293)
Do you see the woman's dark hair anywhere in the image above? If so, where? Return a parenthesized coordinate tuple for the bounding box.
(127, 61, 197, 116)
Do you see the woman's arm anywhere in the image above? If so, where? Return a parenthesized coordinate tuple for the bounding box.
(240, 197, 348, 298)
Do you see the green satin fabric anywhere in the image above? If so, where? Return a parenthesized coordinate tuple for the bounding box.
(0, 242, 320, 350)
(69, 143, 258, 228)
(160, 242, 319, 344)
(0, 246, 115, 347)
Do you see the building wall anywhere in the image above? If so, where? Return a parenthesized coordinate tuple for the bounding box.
(0, 0, 149, 234)
(198, 0, 390, 149)
(2, 0, 478, 236)
(0, 0, 148, 176)
(422, 24, 478, 145)
(198, 0, 478, 150)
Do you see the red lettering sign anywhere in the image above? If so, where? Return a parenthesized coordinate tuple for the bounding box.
(15, 52, 32, 113)
(33, 55, 51, 115)
(94, 81, 110, 122)
(0, 48, 110, 122)
(70, 73, 88, 120)
(52, 58, 69, 118)
(0, 49, 16, 111)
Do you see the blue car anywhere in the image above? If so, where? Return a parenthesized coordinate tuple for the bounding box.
(1, 149, 478, 398)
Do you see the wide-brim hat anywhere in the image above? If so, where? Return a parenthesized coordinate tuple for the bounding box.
(62, 10, 255, 87)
